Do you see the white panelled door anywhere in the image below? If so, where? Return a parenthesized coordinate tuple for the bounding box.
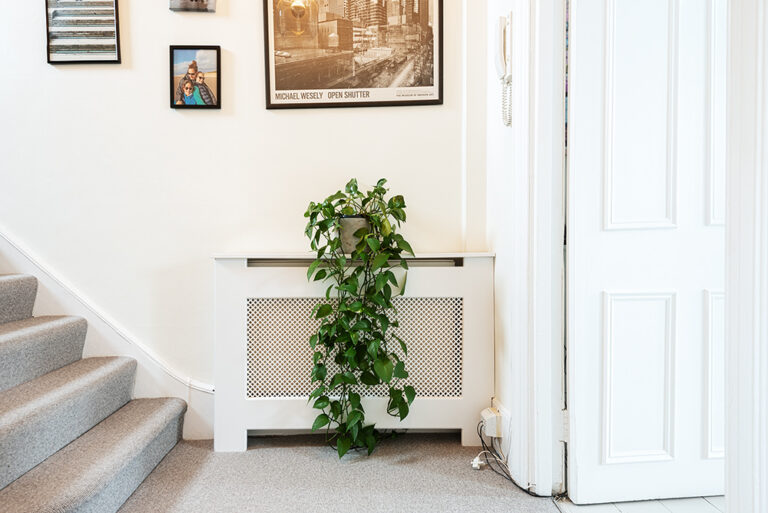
(567, 0, 726, 504)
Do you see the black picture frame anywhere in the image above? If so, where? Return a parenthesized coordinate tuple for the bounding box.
(45, 0, 122, 64)
(170, 45, 222, 109)
(263, 0, 444, 109)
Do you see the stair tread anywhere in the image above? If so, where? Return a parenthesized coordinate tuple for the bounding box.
(0, 315, 84, 338)
(0, 357, 135, 424)
(0, 398, 186, 512)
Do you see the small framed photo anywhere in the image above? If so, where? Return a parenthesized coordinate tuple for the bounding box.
(45, 0, 121, 64)
(263, 0, 443, 109)
(169, 0, 216, 13)
(170, 46, 221, 109)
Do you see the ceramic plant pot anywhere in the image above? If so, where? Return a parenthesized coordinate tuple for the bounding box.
(339, 215, 370, 254)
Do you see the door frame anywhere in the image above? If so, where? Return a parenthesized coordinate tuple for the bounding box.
(507, 0, 567, 496)
(506, 0, 768, 505)
(725, 1, 768, 511)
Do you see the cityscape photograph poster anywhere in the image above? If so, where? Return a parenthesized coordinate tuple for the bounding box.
(264, 0, 443, 108)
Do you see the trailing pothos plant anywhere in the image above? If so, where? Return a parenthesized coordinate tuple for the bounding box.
(304, 178, 415, 458)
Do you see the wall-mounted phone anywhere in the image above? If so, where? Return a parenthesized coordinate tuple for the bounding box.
(496, 12, 513, 126)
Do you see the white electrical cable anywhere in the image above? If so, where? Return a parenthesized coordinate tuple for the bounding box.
(502, 82, 513, 127)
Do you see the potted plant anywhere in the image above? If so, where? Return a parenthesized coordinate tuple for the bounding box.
(304, 178, 415, 458)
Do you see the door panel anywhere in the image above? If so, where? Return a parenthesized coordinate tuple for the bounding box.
(567, 0, 726, 504)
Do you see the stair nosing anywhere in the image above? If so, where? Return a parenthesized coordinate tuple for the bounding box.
(0, 315, 85, 340)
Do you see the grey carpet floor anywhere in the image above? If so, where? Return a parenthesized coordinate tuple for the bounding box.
(118, 433, 560, 513)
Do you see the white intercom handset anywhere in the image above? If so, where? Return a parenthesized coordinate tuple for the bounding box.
(496, 12, 513, 126)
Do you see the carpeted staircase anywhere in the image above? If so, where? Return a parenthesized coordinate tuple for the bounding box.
(0, 274, 187, 512)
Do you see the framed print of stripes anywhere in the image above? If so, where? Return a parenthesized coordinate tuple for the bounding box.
(45, 0, 121, 64)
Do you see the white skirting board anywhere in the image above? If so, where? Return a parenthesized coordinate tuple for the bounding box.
(214, 254, 495, 452)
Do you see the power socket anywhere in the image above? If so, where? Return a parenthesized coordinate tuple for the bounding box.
(481, 407, 501, 438)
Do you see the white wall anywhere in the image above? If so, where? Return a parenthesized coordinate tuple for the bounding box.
(0, 0, 488, 434)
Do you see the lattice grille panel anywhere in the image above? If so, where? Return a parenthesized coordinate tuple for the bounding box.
(246, 297, 463, 398)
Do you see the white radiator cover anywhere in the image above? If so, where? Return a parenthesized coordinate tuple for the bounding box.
(214, 253, 494, 452)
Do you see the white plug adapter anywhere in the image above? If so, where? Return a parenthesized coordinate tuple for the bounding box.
(480, 407, 502, 438)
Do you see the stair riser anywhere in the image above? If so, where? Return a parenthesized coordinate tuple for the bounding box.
(0, 318, 87, 393)
(78, 412, 183, 513)
(0, 361, 136, 489)
(0, 276, 37, 325)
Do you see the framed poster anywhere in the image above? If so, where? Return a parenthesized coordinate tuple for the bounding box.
(45, 0, 121, 64)
(170, 46, 221, 109)
(169, 0, 217, 13)
(263, 0, 443, 109)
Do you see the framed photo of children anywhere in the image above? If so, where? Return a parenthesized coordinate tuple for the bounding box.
(263, 0, 443, 109)
(170, 46, 221, 109)
(45, 0, 121, 64)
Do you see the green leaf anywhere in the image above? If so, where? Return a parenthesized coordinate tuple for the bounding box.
(366, 339, 380, 359)
(350, 422, 359, 441)
(330, 401, 342, 418)
(311, 364, 327, 382)
(370, 294, 386, 308)
(337, 435, 352, 458)
(312, 413, 330, 431)
(360, 371, 379, 386)
(394, 335, 408, 357)
(404, 385, 416, 405)
(312, 351, 322, 364)
(309, 334, 318, 350)
(315, 304, 333, 319)
(394, 361, 409, 379)
(381, 217, 392, 236)
(348, 301, 363, 312)
(330, 373, 345, 390)
(398, 400, 410, 420)
(365, 432, 376, 455)
(397, 239, 414, 256)
(367, 238, 380, 252)
(351, 320, 370, 331)
(307, 260, 321, 280)
(374, 358, 394, 383)
(313, 396, 330, 409)
(387, 271, 398, 286)
(342, 372, 358, 385)
(371, 252, 390, 271)
(377, 314, 389, 334)
(345, 179, 359, 194)
(313, 269, 327, 281)
(346, 410, 363, 429)
(309, 386, 326, 399)
(375, 273, 388, 293)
